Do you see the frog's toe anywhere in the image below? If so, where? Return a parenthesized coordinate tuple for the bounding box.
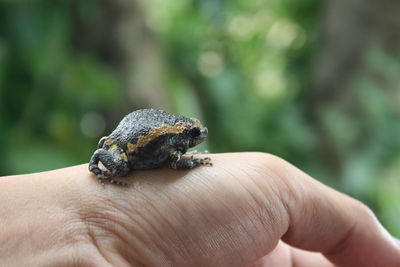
(95, 171, 128, 186)
(199, 157, 213, 166)
(108, 178, 129, 186)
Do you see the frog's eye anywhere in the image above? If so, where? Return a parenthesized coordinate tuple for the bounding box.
(190, 127, 201, 138)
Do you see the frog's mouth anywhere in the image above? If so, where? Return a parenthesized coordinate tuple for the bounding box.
(189, 126, 208, 147)
(199, 127, 208, 139)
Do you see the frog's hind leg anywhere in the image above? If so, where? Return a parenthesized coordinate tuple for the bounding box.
(89, 149, 110, 180)
(89, 149, 129, 186)
(169, 151, 212, 169)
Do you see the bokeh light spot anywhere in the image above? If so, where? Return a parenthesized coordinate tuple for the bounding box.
(197, 51, 224, 77)
(266, 20, 303, 49)
(80, 112, 106, 138)
(227, 15, 254, 40)
(254, 69, 285, 99)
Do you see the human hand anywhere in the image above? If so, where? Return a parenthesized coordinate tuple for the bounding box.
(1, 153, 399, 266)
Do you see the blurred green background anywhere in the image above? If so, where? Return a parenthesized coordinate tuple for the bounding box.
(0, 1, 399, 235)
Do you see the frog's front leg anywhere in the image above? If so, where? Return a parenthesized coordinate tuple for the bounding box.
(169, 151, 212, 169)
(97, 136, 108, 148)
(89, 149, 130, 186)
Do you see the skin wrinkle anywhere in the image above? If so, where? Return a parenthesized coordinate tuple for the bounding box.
(188, 176, 240, 263)
(307, 190, 355, 252)
(153, 177, 216, 264)
(177, 174, 230, 264)
(276, 169, 314, 246)
(237, 157, 299, 265)
(267, 156, 305, 203)
(86, 209, 154, 267)
(322, 218, 357, 259)
(251, 157, 298, 244)
(18, 205, 89, 265)
(145, 172, 216, 264)
(212, 219, 267, 266)
(125, 210, 175, 267)
(60, 218, 98, 250)
(82, 219, 114, 267)
(57, 179, 108, 257)
(154, 192, 203, 264)
(143, 188, 193, 264)
(311, 194, 346, 247)
(156, 182, 210, 261)
(29, 182, 116, 266)
(160, 185, 222, 264)
(83, 217, 133, 267)
(159, 167, 259, 266)
(92, 180, 177, 266)
(39, 247, 101, 267)
(51, 211, 95, 249)
(203, 222, 237, 256)
(205, 166, 278, 266)
(231, 166, 280, 258)
(138, 177, 209, 266)
(80, 195, 158, 267)
(286, 188, 320, 247)
(111, 200, 174, 267)
(70, 252, 111, 267)
(252, 157, 294, 237)
(224, 221, 257, 263)
(243, 163, 289, 230)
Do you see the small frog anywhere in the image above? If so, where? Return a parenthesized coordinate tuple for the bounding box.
(89, 109, 211, 185)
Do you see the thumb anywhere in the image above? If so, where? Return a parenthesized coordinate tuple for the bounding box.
(279, 160, 400, 267)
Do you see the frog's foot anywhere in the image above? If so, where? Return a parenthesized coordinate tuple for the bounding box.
(93, 169, 128, 186)
(97, 172, 128, 186)
(185, 150, 209, 155)
(105, 177, 128, 186)
(89, 149, 129, 186)
(170, 151, 213, 169)
(190, 155, 212, 166)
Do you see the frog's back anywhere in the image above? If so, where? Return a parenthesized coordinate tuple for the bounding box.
(109, 109, 190, 148)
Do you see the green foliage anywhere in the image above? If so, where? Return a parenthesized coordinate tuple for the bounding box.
(0, 2, 120, 174)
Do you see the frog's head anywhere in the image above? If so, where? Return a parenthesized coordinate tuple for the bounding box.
(188, 118, 208, 147)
